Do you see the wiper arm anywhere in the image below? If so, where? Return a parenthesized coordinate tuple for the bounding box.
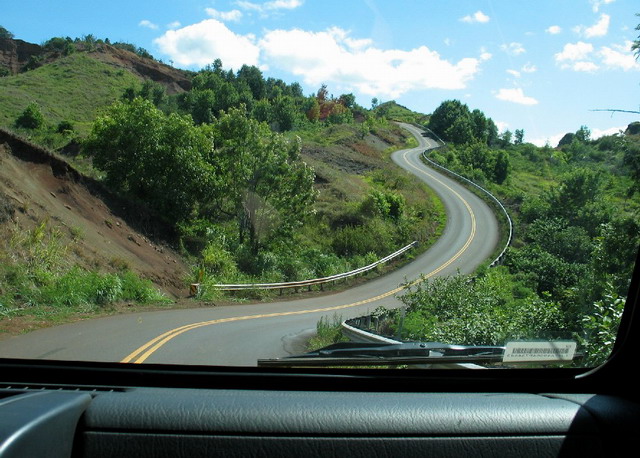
(257, 342, 505, 367)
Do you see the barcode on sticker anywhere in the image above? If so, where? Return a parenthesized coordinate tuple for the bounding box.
(503, 341, 576, 362)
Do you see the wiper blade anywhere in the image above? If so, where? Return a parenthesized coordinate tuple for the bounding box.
(258, 342, 505, 367)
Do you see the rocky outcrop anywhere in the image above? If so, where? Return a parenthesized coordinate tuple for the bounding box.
(0, 38, 43, 74)
(626, 122, 640, 136)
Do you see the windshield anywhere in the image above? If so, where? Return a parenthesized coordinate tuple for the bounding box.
(0, 0, 638, 369)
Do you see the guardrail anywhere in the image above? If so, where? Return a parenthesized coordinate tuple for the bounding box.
(205, 241, 418, 292)
(420, 128, 513, 267)
(339, 126, 515, 347)
(341, 316, 402, 344)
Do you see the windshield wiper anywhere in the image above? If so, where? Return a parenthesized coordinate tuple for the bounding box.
(257, 342, 505, 367)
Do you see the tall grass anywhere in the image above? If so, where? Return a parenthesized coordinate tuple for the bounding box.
(0, 219, 167, 318)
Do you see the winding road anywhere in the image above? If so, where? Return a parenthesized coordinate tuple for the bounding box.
(0, 124, 499, 366)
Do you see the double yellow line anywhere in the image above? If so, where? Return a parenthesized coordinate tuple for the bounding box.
(121, 147, 477, 364)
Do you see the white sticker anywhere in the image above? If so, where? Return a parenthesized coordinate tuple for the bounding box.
(503, 341, 576, 362)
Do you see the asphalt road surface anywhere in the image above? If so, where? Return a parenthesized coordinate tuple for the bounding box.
(0, 124, 499, 366)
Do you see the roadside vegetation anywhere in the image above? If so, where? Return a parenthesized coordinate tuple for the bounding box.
(357, 99, 640, 366)
(0, 210, 168, 331)
(0, 29, 445, 325)
(4, 25, 636, 368)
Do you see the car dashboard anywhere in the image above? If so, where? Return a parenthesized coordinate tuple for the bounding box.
(2, 355, 640, 458)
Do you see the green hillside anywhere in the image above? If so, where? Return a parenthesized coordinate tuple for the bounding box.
(373, 101, 429, 125)
(0, 52, 140, 133)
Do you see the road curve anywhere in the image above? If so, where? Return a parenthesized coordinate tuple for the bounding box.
(0, 125, 499, 366)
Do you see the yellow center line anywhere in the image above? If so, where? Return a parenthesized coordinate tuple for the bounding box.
(121, 145, 477, 364)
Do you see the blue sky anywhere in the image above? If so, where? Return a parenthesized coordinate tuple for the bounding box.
(3, 0, 639, 145)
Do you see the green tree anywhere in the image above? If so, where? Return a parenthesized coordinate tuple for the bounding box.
(43, 37, 75, 55)
(500, 129, 513, 146)
(623, 140, 640, 195)
(514, 129, 524, 145)
(492, 150, 510, 184)
(575, 125, 591, 143)
(138, 80, 167, 106)
(209, 108, 317, 253)
(271, 95, 297, 131)
(428, 100, 474, 144)
(579, 286, 625, 366)
(339, 93, 356, 109)
(545, 168, 610, 235)
(182, 89, 217, 125)
(470, 109, 489, 144)
(303, 96, 320, 122)
(85, 98, 215, 224)
(430, 101, 499, 146)
(252, 99, 273, 124)
(236, 64, 265, 100)
(0, 26, 14, 39)
(15, 102, 45, 129)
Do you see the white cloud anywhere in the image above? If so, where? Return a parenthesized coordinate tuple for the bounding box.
(167, 21, 182, 29)
(206, 8, 243, 22)
(546, 25, 562, 35)
(598, 41, 640, 71)
(236, 0, 304, 15)
(531, 124, 623, 147)
(590, 0, 615, 13)
(139, 20, 159, 30)
(592, 126, 625, 138)
(572, 61, 599, 72)
(258, 27, 483, 98)
(154, 20, 486, 98)
(154, 19, 260, 69)
(554, 40, 639, 72)
(501, 42, 526, 56)
(530, 133, 565, 147)
(555, 41, 594, 63)
(479, 48, 492, 61)
(574, 14, 610, 38)
(460, 11, 490, 24)
(495, 121, 509, 133)
(495, 88, 539, 105)
(507, 63, 537, 77)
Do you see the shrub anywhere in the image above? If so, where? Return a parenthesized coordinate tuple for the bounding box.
(201, 243, 238, 279)
(56, 120, 74, 134)
(15, 103, 45, 129)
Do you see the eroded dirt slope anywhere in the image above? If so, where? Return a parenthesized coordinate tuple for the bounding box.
(0, 129, 189, 298)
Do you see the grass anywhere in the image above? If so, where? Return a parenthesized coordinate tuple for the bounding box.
(373, 101, 430, 125)
(306, 314, 348, 351)
(0, 218, 169, 331)
(0, 52, 140, 135)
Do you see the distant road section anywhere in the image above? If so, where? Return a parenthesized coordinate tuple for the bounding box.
(0, 125, 499, 366)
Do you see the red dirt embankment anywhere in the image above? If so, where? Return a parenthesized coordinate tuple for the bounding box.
(0, 128, 189, 298)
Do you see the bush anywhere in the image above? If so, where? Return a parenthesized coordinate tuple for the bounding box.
(15, 103, 45, 129)
(201, 243, 238, 279)
(398, 270, 565, 346)
(56, 120, 74, 134)
(332, 219, 395, 257)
